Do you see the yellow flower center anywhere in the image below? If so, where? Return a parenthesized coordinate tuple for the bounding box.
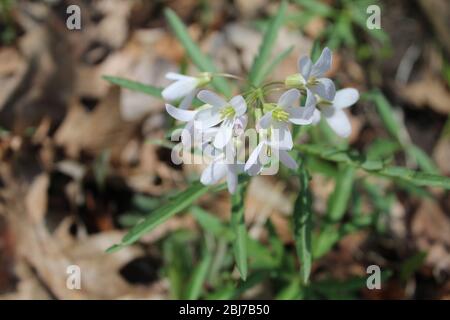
(272, 107, 289, 122)
(220, 106, 236, 119)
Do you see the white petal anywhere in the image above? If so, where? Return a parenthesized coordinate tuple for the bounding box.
(298, 56, 312, 80)
(234, 115, 248, 135)
(166, 72, 194, 81)
(333, 88, 359, 109)
(323, 107, 352, 138)
(162, 79, 197, 101)
(200, 162, 227, 185)
(195, 107, 222, 129)
(287, 107, 314, 125)
(165, 104, 196, 122)
(197, 90, 227, 108)
(181, 121, 194, 147)
(312, 78, 336, 101)
(213, 120, 234, 148)
(278, 89, 301, 109)
(271, 122, 293, 150)
(226, 165, 239, 194)
(201, 142, 216, 158)
(244, 142, 265, 173)
(312, 109, 321, 125)
(311, 47, 332, 78)
(305, 88, 317, 109)
(202, 127, 220, 142)
(279, 150, 298, 170)
(179, 89, 197, 109)
(246, 162, 262, 176)
(259, 112, 273, 129)
(230, 95, 247, 116)
(290, 88, 316, 122)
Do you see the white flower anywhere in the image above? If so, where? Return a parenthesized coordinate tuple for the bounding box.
(200, 148, 243, 194)
(286, 47, 336, 101)
(162, 72, 211, 109)
(244, 131, 298, 176)
(197, 90, 247, 149)
(165, 103, 220, 147)
(312, 88, 360, 138)
(258, 88, 316, 150)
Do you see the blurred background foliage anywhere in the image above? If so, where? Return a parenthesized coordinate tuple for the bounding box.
(0, 0, 449, 299)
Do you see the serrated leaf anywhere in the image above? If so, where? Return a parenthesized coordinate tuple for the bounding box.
(103, 76, 162, 98)
(164, 8, 231, 96)
(248, 1, 287, 87)
(293, 162, 313, 284)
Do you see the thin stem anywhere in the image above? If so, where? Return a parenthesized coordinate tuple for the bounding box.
(212, 73, 245, 81)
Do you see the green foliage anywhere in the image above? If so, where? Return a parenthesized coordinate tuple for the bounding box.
(293, 162, 313, 284)
(106, 182, 212, 253)
(103, 76, 162, 98)
(102, 1, 446, 299)
(0, 0, 16, 45)
(295, 144, 450, 189)
(230, 179, 249, 280)
(326, 165, 355, 222)
(364, 90, 439, 174)
(248, 0, 287, 87)
(164, 8, 231, 96)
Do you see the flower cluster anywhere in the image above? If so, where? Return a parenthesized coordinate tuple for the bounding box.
(164, 48, 359, 193)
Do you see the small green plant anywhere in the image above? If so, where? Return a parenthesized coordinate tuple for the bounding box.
(104, 1, 450, 298)
(0, 0, 17, 45)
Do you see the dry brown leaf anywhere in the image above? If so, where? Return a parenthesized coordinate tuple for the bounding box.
(433, 134, 450, 174)
(412, 199, 450, 273)
(25, 174, 49, 224)
(397, 72, 450, 114)
(55, 88, 136, 158)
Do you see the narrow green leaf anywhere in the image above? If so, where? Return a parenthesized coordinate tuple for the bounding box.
(295, 144, 450, 189)
(400, 252, 427, 282)
(327, 165, 355, 222)
(163, 232, 195, 299)
(313, 216, 373, 259)
(230, 179, 248, 280)
(106, 183, 210, 252)
(103, 76, 162, 98)
(405, 145, 439, 174)
(366, 90, 439, 174)
(366, 90, 402, 140)
(366, 138, 400, 160)
(276, 277, 301, 300)
(312, 225, 340, 259)
(164, 8, 231, 96)
(261, 45, 294, 81)
(248, 1, 287, 87)
(378, 167, 450, 189)
(293, 0, 334, 17)
(293, 162, 313, 284)
(191, 206, 233, 240)
(246, 237, 279, 269)
(310, 40, 323, 61)
(185, 250, 212, 300)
